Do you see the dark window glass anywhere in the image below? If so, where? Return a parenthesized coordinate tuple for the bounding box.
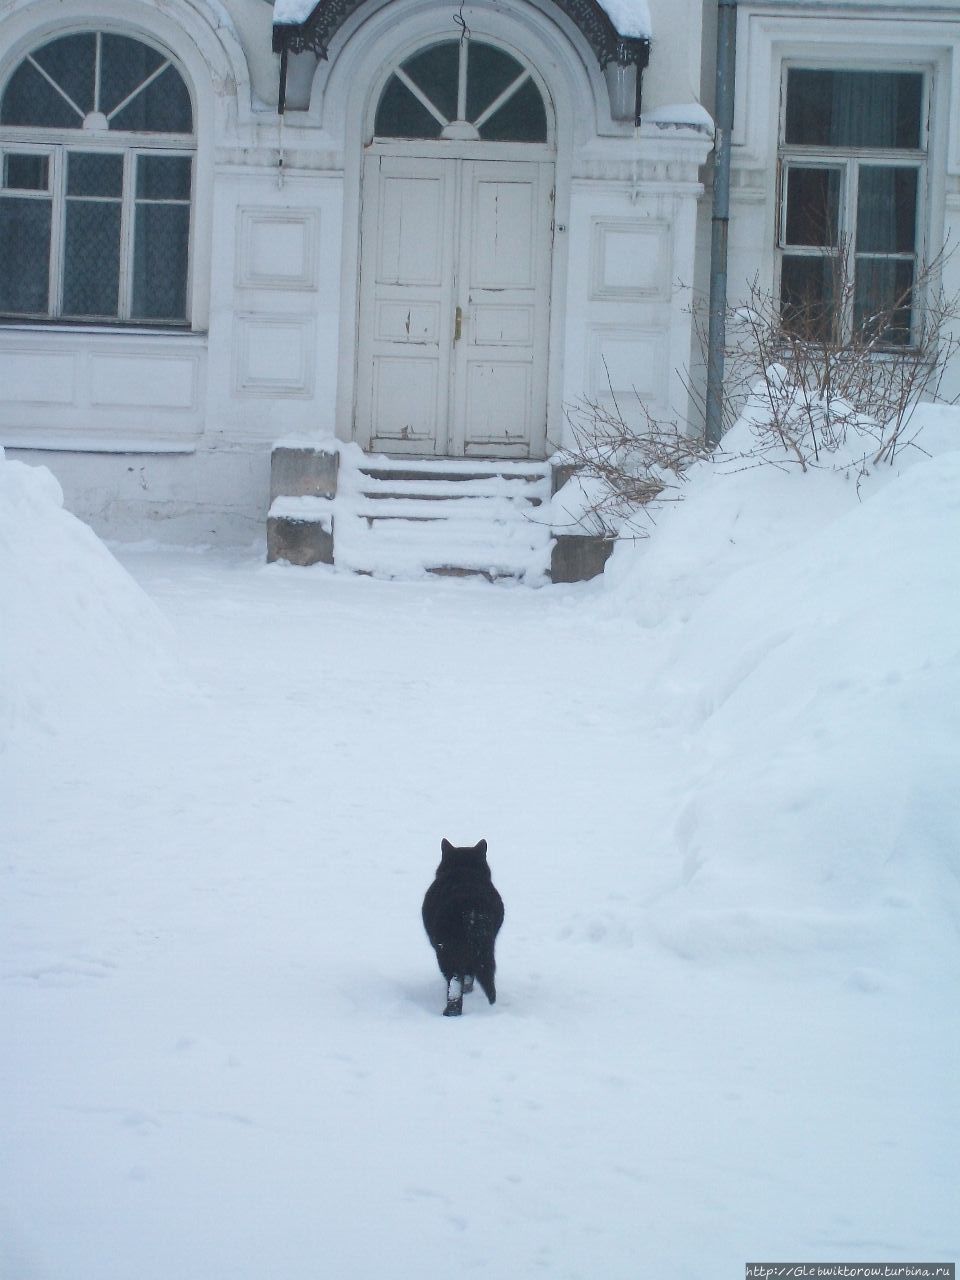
(785, 69, 923, 150)
(136, 153, 192, 200)
(67, 152, 123, 197)
(3, 154, 49, 190)
(32, 34, 97, 117)
(784, 166, 841, 246)
(1, 61, 83, 127)
(0, 197, 51, 312)
(780, 255, 838, 342)
(478, 77, 546, 142)
(374, 40, 547, 142)
(466, 43, 526, 121)
(854, 258, 914, 344)
(63, 200, 121, 316)
(132, 202, 190, 319)
(1, 33, 192, 134)
(403, 43, 459, 123)
(375, 76, 443, 139)
(110, 64, 192, 132)
(856, 166, 917, 254)
(100, 34, 165, 117)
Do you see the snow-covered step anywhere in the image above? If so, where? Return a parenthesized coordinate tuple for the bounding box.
(336, 451, 553, 582)
(266, 444, 614, 583)
(357, 475, 548, 504)
(334, 512, 552, 581)
(348, 495, 547, 523)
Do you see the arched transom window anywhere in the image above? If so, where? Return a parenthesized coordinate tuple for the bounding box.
(0, 32, 194, 324)
(375, 40, 549, 144)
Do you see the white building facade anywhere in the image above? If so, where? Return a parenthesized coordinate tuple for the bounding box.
(1, 0, 958, 544)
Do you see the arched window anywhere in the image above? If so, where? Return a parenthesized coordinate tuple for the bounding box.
(375, 40, 548, 144)
(0, 31, 194, 324)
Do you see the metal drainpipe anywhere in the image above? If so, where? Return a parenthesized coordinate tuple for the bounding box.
(705, 0, 737, 447)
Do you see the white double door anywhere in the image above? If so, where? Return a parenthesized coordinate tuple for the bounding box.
(356, 152, 554, 457)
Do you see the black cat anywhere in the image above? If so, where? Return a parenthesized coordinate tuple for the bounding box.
(422, 839, 505, 1016)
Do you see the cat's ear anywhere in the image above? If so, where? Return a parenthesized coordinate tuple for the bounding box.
(441, 838, 454, 856)
(475, 839, 487, 856)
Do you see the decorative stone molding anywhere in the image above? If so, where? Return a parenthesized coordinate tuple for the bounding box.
(572, 156, 705, 188)
(273, 0, 649, 73)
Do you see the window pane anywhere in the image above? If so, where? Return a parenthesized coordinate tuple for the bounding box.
(67, 152, 123, 198)
(857, 166, 917, 254)
(854, 258, 913, 344)
(375, 76, 443, 139)
(785, 69, 923, 150)
(0, 197, 51, 313)
(136, 154, 191, 200)
(780, 254, 838, 341)
(402, 43, 459, 123)
(110, 64, 192, 133)
(784, 166, 841, 247)
(99, 34, 165, 118)
(1, 60, 83, 127)
(132, 203, 189, 320)
(63, 200, 121, 316)
(31, 34, 97, 117)
(466, 44, 526, 121)
(478, 77, 547, 142)
(3, 154, 49, 191)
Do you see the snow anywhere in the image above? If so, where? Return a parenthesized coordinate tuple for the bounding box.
(329, 445, 554, 581)
(2, 405, 959, 1278)
(642, 102, 714, 133)
(592, 0, 651, 40)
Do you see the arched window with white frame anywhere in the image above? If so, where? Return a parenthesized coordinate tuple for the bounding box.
(0, 30, 195, 325)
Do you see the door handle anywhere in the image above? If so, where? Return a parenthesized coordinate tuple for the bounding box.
(454, 305, 462, 342)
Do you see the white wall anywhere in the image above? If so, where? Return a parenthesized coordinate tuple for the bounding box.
(1, 0, 711, 542)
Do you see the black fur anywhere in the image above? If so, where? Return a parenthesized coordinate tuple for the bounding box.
(422, 838, 504, 1016)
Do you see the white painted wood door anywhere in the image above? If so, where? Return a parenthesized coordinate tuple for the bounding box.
(357, 152, 553, 457)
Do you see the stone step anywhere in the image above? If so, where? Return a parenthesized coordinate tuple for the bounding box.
(266, 444, 613, 583)
(347, 495, 547, 523)
(357, 456, 550, 484)
(355, 476, 547, 505)
(333, 511, 552, 582)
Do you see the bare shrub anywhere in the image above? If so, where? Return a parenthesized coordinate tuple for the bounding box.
(558, 244, 960, 533)
(689, 241, 960, 472)
(554, 382, 708, 537)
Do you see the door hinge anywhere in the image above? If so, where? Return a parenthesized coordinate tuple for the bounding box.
(454, 305, 463, 342)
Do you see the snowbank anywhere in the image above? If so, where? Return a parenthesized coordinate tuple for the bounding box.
(603, 409, 960, 973)
(0, 450, 180, 746)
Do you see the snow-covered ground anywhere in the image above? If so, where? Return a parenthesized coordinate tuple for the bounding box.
(2, 413, 958, 1279)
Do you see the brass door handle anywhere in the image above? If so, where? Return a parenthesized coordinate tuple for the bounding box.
(454, 305, 462, 342)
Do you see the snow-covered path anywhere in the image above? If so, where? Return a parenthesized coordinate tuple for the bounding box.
(4, 540, 956, 1280)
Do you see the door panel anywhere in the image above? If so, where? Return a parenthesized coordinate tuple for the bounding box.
(464, 361, 532, 446)
(470, 175, 537, 287)
(377, 173, 447, 285)
(371, 355, 440, 442)
(356, 152, 552, 457)
(357, 155, 455, 454)
(454, 160, 552, 456)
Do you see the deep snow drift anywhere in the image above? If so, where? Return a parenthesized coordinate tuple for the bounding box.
(2, 416, 957, 1280)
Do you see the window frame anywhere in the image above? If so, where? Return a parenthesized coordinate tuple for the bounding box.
(0, 30, 196, 329)
(776, 62, 930, 348)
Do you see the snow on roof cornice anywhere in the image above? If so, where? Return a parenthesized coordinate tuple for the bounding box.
(272, 0, 652, 40)
(595, 0, 651, 39)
